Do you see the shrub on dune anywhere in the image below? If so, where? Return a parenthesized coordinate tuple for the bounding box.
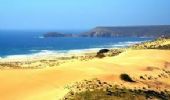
(120, 73, 136, 82)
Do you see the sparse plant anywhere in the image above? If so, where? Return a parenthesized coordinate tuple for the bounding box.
(140, 76, 146, 80)
(96, 53, 105, 58)
(120, 73, 136, 82)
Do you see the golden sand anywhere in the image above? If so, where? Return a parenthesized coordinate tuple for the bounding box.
(0, 49, 170, 100)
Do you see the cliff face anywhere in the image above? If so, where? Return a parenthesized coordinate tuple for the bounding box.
(44, 25, 170, 38)
(80, 25, 170, 37)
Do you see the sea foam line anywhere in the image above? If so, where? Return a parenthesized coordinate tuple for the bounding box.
(0, 40, 144, 61)
(0, 48, 101, 61)
(97, 41, 144, 48)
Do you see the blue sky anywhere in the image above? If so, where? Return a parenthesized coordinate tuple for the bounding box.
(0, 0, 170, 30)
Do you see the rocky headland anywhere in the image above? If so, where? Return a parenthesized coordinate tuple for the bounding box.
(43, 32, 73, 37)
(44, 25, 170, 38)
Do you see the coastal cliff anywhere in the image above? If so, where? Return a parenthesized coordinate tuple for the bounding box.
(80, 25, 170, 37)
(44, 25, 170, 38)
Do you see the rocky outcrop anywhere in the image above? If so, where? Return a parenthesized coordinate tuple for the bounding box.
(43, 32, 73, 37)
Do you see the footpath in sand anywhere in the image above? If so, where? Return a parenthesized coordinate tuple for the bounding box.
(0, 50, 170, 100)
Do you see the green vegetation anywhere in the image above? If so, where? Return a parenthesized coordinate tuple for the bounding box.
(64, 89, 170, 100)
(65, 89, 146, 100)
(130, 37, 170, 50)
(62, 79, 170, 100)
(96, 49, 124, 58)
(120, 73, 136, 82)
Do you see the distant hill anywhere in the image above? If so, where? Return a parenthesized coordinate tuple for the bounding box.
(80, 25, 170, 37)
(44, 25, 170, 38)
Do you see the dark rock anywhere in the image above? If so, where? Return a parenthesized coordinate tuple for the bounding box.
(43, 32, 72, 37)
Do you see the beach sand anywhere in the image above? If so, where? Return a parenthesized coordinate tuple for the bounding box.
(0, 49, 170, 100)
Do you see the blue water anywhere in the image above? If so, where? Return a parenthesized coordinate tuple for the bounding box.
(0, 30, 153, 57)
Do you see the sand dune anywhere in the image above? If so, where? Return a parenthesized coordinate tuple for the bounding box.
(0, 50, 170, 100)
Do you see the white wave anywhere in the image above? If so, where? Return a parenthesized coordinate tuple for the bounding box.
(0, 40, 146, 61)
(99, 41, 145, 48)
(38, 36, 44, 39)
(66, 48, 101, 53)
(29, 49, 40, 52)
(0, 48, 102, 61)
(118, 41, 142, 45)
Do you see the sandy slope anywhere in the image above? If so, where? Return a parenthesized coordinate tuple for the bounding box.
(0, 50, 170, 100)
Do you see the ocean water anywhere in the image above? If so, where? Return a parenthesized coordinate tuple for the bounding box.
(0, 30, 153, 58)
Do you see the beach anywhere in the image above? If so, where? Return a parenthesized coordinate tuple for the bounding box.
(0, 47, 170, 100)
(1, 0, 170, 99)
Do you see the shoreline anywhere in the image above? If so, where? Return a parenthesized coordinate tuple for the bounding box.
(0, 37, 169, 69)
(0, 47, 124, 69)
(0, 49, 170, 100)
(0, 48, 99, 62)
(0, 37, 170, 100)
(0, 40, 147, 60)
(0, 48, 123, 62)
